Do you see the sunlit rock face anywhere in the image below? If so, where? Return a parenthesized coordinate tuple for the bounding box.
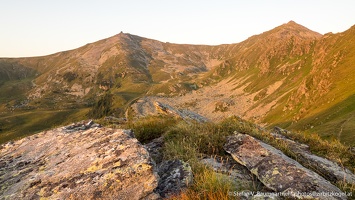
(224, 133, 346, 200)
(0, 123, 159, 200)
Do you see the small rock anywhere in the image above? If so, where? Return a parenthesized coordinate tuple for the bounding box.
(123, 129, 135, 138)
(86, 120, 94, 127)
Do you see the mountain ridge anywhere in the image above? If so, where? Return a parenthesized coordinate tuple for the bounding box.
(0, 21, 354, 145)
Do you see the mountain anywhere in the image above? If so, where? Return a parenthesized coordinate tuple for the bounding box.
(0, 21, 354, 145)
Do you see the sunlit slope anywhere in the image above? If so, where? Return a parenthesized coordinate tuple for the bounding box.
(0, 21, 354, 145)
(201, 22, 354, 144)
(273, 26, 355, 144)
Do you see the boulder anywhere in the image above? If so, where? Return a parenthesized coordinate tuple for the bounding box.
(273, 127, 355, 184)
(63, 119, 101, 132)
(155, 160, 193, 198)
(224, 133, 347, 200)
(0, 126, 159, 200)
(144, 137, 194, 198)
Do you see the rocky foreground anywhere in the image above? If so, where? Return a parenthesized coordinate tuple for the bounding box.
(225, 134, 347, 200)
(0, 122, 158, 199)
(1, 114, 354, 199)
(0, 121, 192, 199)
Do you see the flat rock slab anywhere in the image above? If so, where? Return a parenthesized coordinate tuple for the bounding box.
(224, 133, 347, 200)
(273, 127, 355, 185)
(0, 127, 159, 200)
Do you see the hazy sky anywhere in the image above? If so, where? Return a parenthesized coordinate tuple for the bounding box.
(1, 0, 354, 57)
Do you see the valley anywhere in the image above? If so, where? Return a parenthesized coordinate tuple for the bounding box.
(0, 21, 354, 145)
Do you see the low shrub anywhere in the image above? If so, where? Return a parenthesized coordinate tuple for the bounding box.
(125, 115, 177, 144)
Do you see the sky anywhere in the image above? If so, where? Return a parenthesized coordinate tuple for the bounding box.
(1, 0, 354, 57)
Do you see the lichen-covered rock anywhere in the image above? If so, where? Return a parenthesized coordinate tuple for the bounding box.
(0, 126, 159, 200)
(144, 138, 194, 198)
(144, 137, 164, 164)
(155, 160, 193, 198)
(273, 127, 355, 185)
(224, 133, 346, 200)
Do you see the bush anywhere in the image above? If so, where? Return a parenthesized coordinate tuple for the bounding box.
(88, 92, 113, 118)
(125, 115, 177, 144)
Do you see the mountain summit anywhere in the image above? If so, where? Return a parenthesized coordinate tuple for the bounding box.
(254, 20, 322, 41)
(0, 21, 354, 146)
(275, 20, 322, 38)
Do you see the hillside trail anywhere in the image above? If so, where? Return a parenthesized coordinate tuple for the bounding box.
(337, 114, 353, 140)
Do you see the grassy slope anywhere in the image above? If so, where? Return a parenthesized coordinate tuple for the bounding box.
(202, 24, 355, 145)
(0, 108, 89, 144)
(271, 27, 355, 145)
(0, 34, 214, 144)
(0, 78, 33, 104)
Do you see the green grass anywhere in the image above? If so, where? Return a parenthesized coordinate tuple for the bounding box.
(0, 78, 34, 104)
(124, 115, 177, 144)
(147, 78, 198, 96)
(122, 116, 252, 199)
(221, 116, 355, 170)
(162, 122, 240, 200)
(148, 60, 171, 83)
(169, 169, 236, 200)
(123, 115, 355, 199)
(0, 108, 89, 144)
(125, 114, 355, 171)
(278, 94, 355, 146)
(263, 28, 355, 143)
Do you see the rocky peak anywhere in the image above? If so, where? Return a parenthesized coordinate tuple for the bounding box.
(274, 20, 322, 39)
(243, 20, 322, 45)
(286, 20, 297, 25)
(116, 32, 138, 42)
(283, 20, 304, 28)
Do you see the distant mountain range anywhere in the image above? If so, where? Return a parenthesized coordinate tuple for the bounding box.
(1, 21, 354, 145)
